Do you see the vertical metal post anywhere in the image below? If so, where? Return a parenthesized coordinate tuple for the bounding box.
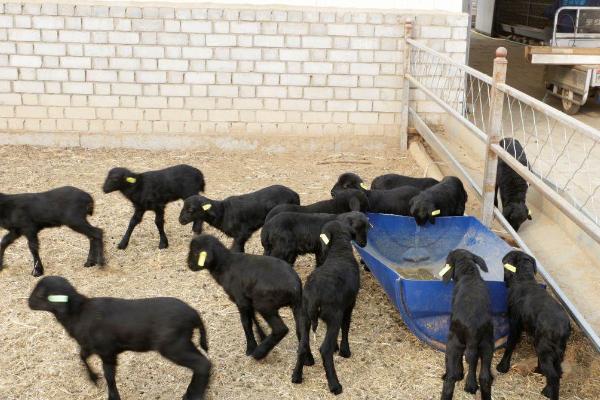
(481, 47, 507, 227)
(399, 19, 413, 153)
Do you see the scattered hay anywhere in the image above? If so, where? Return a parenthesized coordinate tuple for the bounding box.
(0, 145, 598, 400)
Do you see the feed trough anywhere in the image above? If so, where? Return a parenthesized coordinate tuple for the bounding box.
(355, 214, 513, 352)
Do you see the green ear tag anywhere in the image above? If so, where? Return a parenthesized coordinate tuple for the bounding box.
(198, 251, 207, 267)
(202, 204, 212, 211)
(431, 209, 441, 216)
(438, 264, 452, 277)
(48, 295, 69, 303)
(126, 177, 136, 184)
(320, 234, 330, 245)
(504, 263, 517, 273)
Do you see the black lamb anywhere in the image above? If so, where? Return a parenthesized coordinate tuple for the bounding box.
(187, 234, 303, 360)
(334, 186, 421, 215)
(266, 189, 369, 222)
(495, 138, 531, 231)
(0, 186, 104, 277)
(440, 249, 494, 400)
(179, 185, 299, 252)
(497, 250, 570, 400)
(29, 276, 211, 400)
(409, 176, 468, 225)
(103, 164, 205, 250)
(261, 211, 369, 266)
(330, 172, 438, 197)
(291, 220, 368, 395)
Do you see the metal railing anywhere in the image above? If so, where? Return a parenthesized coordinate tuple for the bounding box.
(401, 21, 600, 351)
(552, 6, 600, 46)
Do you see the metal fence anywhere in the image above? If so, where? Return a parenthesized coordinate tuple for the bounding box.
(401, 21, 600, 351)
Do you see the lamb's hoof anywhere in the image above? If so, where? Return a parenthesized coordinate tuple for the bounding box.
(159, 241, 169, 250)
(84, 260, 95, 268)
(117, 242, 128, 250)
(339, 347, 351, 358)
(541, 385, 552, 398)
(329, 383, 343, 395)
(245, 345, 257, 356)
(304, 353, 315, 366)
(88, 371, 99, 385)
(32, 268, 43, 277)
(291, 373, 303, 384)
(464, 381, 478, 394)
(496, 361, 510, 373)
(251, 347, 269, 360)
(96, 258, 106, 267)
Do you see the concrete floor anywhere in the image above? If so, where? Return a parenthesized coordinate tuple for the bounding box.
(468, 31, 600, 130)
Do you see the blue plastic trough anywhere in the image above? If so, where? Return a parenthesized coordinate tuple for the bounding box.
(354, 214, 513, 352)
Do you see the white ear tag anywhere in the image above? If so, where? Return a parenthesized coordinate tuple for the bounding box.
(360, 182, 368, 189)
(198, 251, 208, 267)
(504, 263, 517, 273)
(48, 295, 69, 303)
(431, 209, 441, 216)
(202, 204, 212, 211)
(320, 234, 330, 245)
(438, 264, 452, 277)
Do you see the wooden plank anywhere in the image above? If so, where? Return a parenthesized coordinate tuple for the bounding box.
(526, 46, 600, 64)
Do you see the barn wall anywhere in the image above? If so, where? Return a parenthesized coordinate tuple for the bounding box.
(0, 2, 468, 151)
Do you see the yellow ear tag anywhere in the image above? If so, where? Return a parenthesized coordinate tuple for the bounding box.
(504, 263, 517, 273)
(198, 251, 207, 267)
(320, 234, 330, 245)
(360, 182, 368, 190)
(48, 295, 69, 303)
(528, 210, 532, 216)
(431, 209, 441, 216)
(439, 264, 452, 277)
(202, 204, 212, 211)
(126, 177, 136, 184)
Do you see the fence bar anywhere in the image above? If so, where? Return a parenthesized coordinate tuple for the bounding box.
(481, 47, 507, 227)
(493, 207, 600, 352)
(399, 20, 413, 153)
(493, 144, 600, 243)
(407, 38, 494, 85)
(410, 107, 483, 197)
(405, 74, 488, 143)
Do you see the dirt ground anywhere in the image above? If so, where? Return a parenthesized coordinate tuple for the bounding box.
(0, 145, 599, 400)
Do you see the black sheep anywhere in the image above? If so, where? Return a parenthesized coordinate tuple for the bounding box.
(0, 186, 104, 277)
(261, 211, 369, 266)
(179, 185, 299, 253)
(29, 276, 211, 400)
(440, 249, 494, 400)
(266, 189, 369, 222)
(291, 220, 368, 395)
(330, 172, 438, 197)
(409, 176, 467, 225)
(497, 250, 570, 400)
(334, 186, 421, 215)
(187, 234, 303, 360)
(495, 138, 531, 231)
(103, 164, 204, 250)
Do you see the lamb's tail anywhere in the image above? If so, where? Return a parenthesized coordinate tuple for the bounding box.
(86, 197, 95, 216)
(195, 314, 209, 352)
(305, 295, 320, 333)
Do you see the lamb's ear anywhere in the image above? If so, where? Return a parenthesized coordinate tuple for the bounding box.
(472, 254, 488, 272)
(348, 196, 361, 212)
(525, 253, 537, 274)
(68, 293, 85, 315)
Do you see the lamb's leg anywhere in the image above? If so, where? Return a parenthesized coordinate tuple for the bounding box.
(24, 230, 43, 277)
(441, 334, 465, 400)
(320, 317, 343, 395)
(538, 339, 561, 400)
(160, 340, 211, 400)
(292, 307, 313, 384)
(464, 343, 479, 394)
(231, 232, 251, 253)
(238, 306, 258, 355)
(0, 230, 20, 269)
(154, 206, 169, 249)
(339, 304, 355, 358)
(68, 221, 104, 267)
(252, 313, 266, 341)
(80, 348, 98, 385)
(252, 311, 289, 360)
(497, 318, 523, 373)
(478, 339, 494, 400)
(101, 355, 121, 400)
(118, 208, 144, 250)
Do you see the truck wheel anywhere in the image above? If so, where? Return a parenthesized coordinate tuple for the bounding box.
(561, 89, 580, 115)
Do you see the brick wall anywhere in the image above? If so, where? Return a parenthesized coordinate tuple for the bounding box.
(0, 2, 468, 150)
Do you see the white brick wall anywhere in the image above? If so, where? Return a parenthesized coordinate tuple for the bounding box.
(0, 2, 468, 141)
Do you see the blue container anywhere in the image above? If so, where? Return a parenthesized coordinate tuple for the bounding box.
(354, 214, 512, 352)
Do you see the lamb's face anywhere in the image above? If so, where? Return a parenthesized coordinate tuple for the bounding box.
(503, 202, 530, 231)
(410, 200, 435, 226)
(187, 235, 219, 271)
(102, 168, 132, 193)
(28, 276, 76, 314)
(330, 173, 365, 197)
